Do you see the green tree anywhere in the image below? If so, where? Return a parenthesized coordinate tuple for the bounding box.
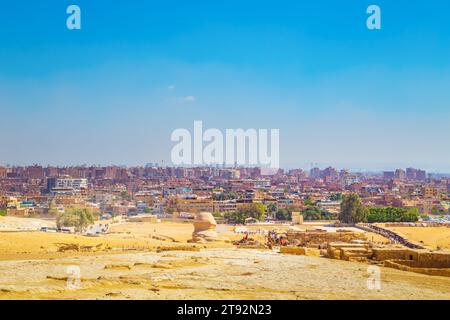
(120, 191, 131, 200)
(329, 193, 343, 201)
(366, 207, 419, 223)
(275, 208, 291, 220)
(48, 208, 59, 216)
(303, 196, 315, 206)
(56, 208, 96, 232)
(212, 212, 223, 218)
(226, 192, 239, 200)
(338, 194, 368, 224)
(212, 193, 225, 201)
(267, 203, 277, 218)
(224, 203, 266, 224)
(301, 206, 322, 220)
(431, 206, 446, 215)
(300, 206, 335, 220)
(0, 209, 7, 216)
(144, 207, 152, 214)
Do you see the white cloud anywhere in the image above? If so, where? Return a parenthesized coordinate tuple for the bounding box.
(168, 85, 176, 91)
(182, 96, 195, 102)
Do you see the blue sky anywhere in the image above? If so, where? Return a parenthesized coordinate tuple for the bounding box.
(1, 1, 450, 171)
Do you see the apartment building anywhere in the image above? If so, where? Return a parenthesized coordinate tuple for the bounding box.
(176, 198, 214, 213)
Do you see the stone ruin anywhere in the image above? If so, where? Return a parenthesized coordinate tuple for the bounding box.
(324, 241, 373, 262)
(271, 229, 450, 277)
(372, 248, 450, 277)
(324, 244, 450, 277)
(286, 230, 367, 248)
(190, 212, 219, 243)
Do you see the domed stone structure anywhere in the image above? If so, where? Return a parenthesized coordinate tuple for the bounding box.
(191, 212, 219, 242)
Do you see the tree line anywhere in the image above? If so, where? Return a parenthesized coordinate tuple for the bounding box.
(338, 194, 419, 224)
(223, 202, 336, 224)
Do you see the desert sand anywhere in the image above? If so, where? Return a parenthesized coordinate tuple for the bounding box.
(1, 248, 449, 300)
(0, 219, 239, 261)
(383, 226, 450, 250)
(0, 217, 449, 300)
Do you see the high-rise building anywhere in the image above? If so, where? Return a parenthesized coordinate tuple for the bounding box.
(339, 169, 349, 178)
(0, 167, 7, 178)
(26, 165, 44, 179)
(406, 168, 417, 180)
(416, 170, 427, 181)
(46, 177, 57, 193)
(322, 167, 338, 179)
(383, 171, 395, 180)
(45, 166, 60, 177)
(395, 169, 406, 180)
(406, 168, 426, 181)
(310, 167, 321, 179)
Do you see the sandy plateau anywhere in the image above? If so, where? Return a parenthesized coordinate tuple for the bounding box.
(382, 225, 450, 250)
(0, 216, 449, 300)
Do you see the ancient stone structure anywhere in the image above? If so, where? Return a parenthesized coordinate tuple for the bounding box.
(372, 248, 450, 277)
(324, 245, 450, 276)
(286, 230, 366, 248)
(325, 242, 372, 262)
(291, 212, 304, 225)
(191, 212, 219, 242)
(279, 246, 321, 256)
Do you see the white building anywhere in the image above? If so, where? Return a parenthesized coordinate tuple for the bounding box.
(55, 178, 88, 191)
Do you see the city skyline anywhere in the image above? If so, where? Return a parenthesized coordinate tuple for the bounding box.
(0, 163, 448, 176)
(1, 1, 450, 170)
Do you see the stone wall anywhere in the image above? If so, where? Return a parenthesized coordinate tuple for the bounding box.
(286, 231, 366, 247)
(372, 248, 418, 261)
(280, 247, 306, 255)
(325, 242, 372, 262)
(384, 259, 450, 277)
(372, 248, 450, 268)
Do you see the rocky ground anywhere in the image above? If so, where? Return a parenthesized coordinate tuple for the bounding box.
(0, 248, 449, 300)
(1, 217, 449, 300)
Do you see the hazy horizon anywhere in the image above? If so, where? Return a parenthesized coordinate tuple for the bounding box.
(1, 162, 449, 174)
